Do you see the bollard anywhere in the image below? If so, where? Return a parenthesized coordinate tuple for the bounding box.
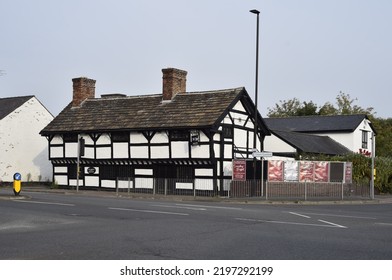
(13, 172, 22, 196)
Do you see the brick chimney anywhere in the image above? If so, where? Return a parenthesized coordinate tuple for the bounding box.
(162, 68, 187, 101)
(72, 77, 96, 107)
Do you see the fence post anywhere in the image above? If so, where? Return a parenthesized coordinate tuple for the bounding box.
(265, 180, 268, 200)
(164, 178, 168, 196)
(193, 179, 196, 198)
(116, 177, 119, 197)
(304, 180, 307, 201)
(341, 181, 344, 200)
(261, 179, 264, 198)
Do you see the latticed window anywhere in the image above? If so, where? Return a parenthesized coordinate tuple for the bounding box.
(362, 131, 368, 149)
(177, 166, 194, 182)
(170, 130, 189, 141)
(112, 132, 130, 142)
(63, 133, 78, 142)
(222, 126, 233, 139)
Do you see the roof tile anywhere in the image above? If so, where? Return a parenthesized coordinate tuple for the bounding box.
(41, 88, 245, 134)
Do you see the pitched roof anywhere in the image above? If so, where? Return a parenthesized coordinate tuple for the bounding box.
(264, 114, 374, 133)
(41, 88, 269, 135)
(0, 95, 34, 120)
(272, 130, 351, 155)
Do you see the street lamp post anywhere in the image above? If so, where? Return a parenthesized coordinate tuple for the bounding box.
(370, 132, 376, 199)
(250, 9, 260, 193)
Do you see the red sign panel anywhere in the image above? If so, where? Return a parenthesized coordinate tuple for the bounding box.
(314, 161, 329, 182)
(345, 162, 353, 183)
(232, 160, 246, 181)
(268, 160, 284, 182)
(299, 161, 314, 182)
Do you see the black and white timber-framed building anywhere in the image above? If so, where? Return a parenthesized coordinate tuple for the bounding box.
(40, 68, 270, 194)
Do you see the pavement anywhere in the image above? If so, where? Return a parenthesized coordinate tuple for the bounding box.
(1, 184, 392, 205)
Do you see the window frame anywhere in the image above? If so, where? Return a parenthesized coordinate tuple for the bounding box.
(362, 130, 368, 149)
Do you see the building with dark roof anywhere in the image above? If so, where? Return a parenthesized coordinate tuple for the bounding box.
(264, 114, 376, 158)
(40, 68, 270, 193)
(1, 95, 53, 182)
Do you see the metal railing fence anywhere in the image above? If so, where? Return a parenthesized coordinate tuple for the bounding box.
(115, 177, 371, 201)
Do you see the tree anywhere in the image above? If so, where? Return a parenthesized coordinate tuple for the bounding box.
(267, 98, 302, 117)
(267, 91, 375, 117)
(334, 91, 374, 115)
(318, 102, 338, 115)
(296, 101, 318, 116)
(372, 117, 392, 158)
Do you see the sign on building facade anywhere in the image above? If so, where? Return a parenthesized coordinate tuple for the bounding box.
(232, 160, 247, 181)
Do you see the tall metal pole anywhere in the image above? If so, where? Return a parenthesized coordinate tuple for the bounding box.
(76, 134, 80, 192)
(370, 132, 376, 199)
(250, 9, 260, 194)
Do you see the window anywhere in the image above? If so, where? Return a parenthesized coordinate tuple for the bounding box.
(117, 165, 133, 178)
(68, 164, 83, 179)
(112, 132, 130, 142)
(63, 133, 78, 142)
(101, 165, 132, 180)
(177, 166, 194, 182)
(101, 165, 116, 180)
(362, 131, 368, 149)
(222, 126, 233, 139)
(170, 130, 189, 141)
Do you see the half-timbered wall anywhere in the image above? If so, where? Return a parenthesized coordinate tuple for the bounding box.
(49, 98, 264, 193)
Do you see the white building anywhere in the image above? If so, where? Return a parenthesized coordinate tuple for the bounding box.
(264, 115, 376, 159)
(40, 68, 271, 194)
(0, 95, 53, 182)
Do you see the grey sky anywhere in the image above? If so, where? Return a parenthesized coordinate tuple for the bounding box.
(1, 0, 391, 117)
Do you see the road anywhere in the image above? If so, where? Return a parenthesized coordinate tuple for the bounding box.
(1, 188, 391, 259)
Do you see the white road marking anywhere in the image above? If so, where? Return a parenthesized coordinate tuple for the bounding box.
(288, 212, 311, 219)
(151, 204, 207, 211)
(108, 207, 189, 216)
(0, 224, 35, 231)
(175, 203, 243, 210)
(287, 212, 347, 228)
(13, 200, 75, 207)
(375, 223, 392, 226)
(318, 219, 347, 228)
(235, 218, 346, 229)
(293, 211, 377, 220)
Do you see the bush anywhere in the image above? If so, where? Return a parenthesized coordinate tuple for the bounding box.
(301, 153, 392, 194)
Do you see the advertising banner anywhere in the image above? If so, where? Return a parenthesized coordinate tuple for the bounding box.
(268, 160, 284, 182)
(345, 162, 353, 183)
(299, 161, 314, 182)
(284, 161, 299, 182)
(314, 161, 329, 182)
(232, 160, 246, 181)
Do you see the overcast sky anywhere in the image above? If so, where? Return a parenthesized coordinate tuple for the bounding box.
(1, 0, 391, 118)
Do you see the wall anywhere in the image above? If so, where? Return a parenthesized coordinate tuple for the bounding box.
(0, 97, 53, 182)
(263, 134, 296, 156)
(48, 97, 265, 190)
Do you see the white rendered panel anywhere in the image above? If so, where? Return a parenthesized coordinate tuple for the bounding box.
(113, 143, 129, 158)
(54, 175, 67, 185)
(172, 141, 189, 158)
(151, 146, 169, 158)
(50, 146, 64, 158)
(96, 147, 111, 159)
(85, 176, 99, 187)
(131, 146, 149, 158)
